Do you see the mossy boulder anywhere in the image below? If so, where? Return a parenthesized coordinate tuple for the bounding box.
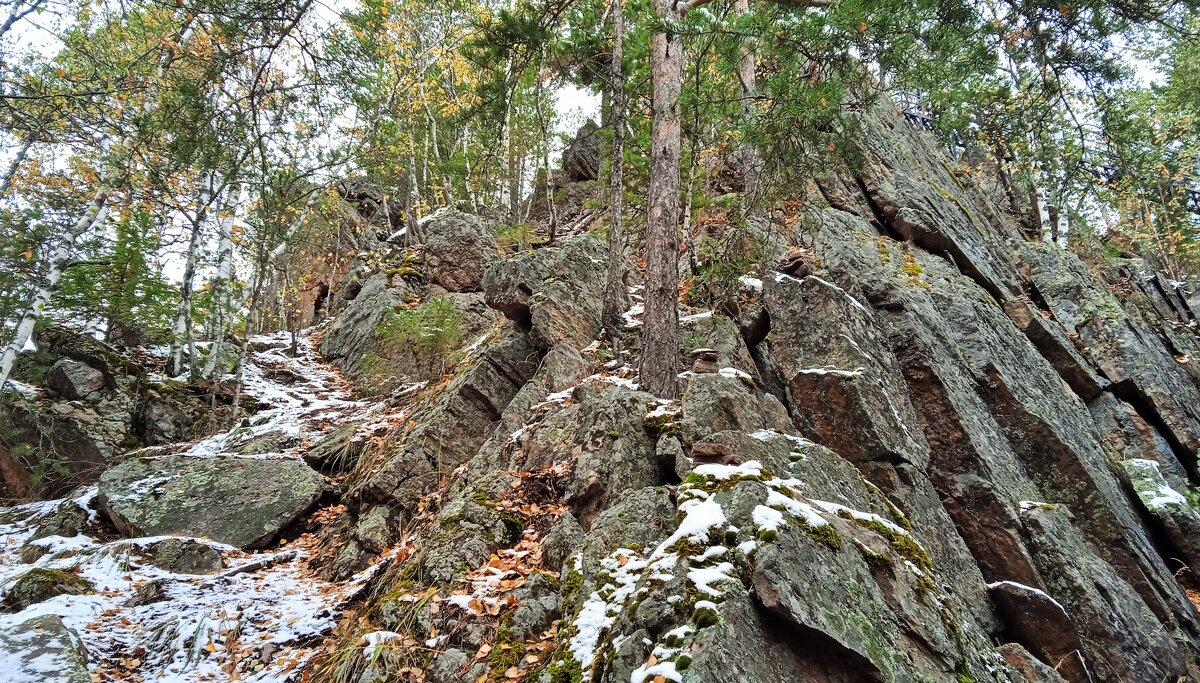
(98, 455, 326, 549)
(29, 500, 88, 541)
(5, 568, 92, 611)
(143, 538, 225, 574)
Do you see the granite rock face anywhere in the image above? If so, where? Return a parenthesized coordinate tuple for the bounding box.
(237, 99, 1200, 683)
(420, 208, 497, 293)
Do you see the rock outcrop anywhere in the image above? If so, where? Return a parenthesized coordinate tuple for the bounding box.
(557, 121, 601, 184)
(8, 98, 1200, 683)
(420, 208, 497, 293)
(0, 326, 218, 501)
(311, 98, 1200, 683)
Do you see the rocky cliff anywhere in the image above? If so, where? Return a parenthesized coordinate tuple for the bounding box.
(3, 102, 1200, 683)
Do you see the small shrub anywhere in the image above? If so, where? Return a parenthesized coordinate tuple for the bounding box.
(497, 223, 537, 251)
(358, 297, 466, 391)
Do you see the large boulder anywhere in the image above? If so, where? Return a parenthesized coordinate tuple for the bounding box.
(421, 209, 496, 292)
(482, 234, 607, 349)
(0, 615, 90, 683)
(142, 538, 226, 574)
(98, 455, 326, 549)
(45, 359, 107, 400)
(319, 272, 405, 381)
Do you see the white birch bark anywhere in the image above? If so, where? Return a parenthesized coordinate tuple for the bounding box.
(201, 183, 237, 379)
(168, 169, 216, 377)
(0, 194, 108, 387)
(0, 136, 34, 198)
(1, 15, 195, 388)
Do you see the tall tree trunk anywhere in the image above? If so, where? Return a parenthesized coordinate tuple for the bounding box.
(641, 0, 685, 399)
(518, 148, 530, 222)
(533, 55, 559, 243)
(602, 0, 629, 358)
(420, 80, 455, 207)
(202, 182, 237, 379)
(0, 190, 108, 388)
(231, 252, 268, 424)
(168, 170, 215, 377)
(406, 107, 423, 231)
(501, 58, 517, 223)
(682, 133, 701, 275)
(462, 129, 479, 213)
(733, 0, 761, 212)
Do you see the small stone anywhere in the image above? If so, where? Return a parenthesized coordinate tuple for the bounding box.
(124, 579, 167, 607)
(691, 442, 738, 466)
(777, 246, 816, 278)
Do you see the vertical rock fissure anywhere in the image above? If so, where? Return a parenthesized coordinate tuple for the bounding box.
(852, 175, 903, 241)
(1105, 379, 1200, 481)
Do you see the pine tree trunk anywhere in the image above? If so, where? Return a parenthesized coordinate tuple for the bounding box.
(0, 190, 108, 388)
(641, 0, 684, 399)
(602, 0, 629, 358)
(682, 134, 701, 275)
(734, 0, 761, 212)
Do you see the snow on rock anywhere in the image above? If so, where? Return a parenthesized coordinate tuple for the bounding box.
(738, 275, 764, 291)
(1, 378, 39, 396)
(1124, 458, 1190, 510)
(811, 499, 911, 537)
(793, 365, 865, 379)
(807, 275, 870, 315)
(752, 505, 785, 532)
(718, 367, 754, 381)
(361, 631, 405, 660)
(0, 329, 395, 683)
(657, 497, 728, 551)
(987, 580, 1068, 616)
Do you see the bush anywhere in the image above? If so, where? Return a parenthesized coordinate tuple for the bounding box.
(686, 224, 770, 310)
(359, 297, 466, 391)
(496, 223, 536, 251)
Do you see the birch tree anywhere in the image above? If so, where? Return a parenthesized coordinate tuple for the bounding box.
(0, 8, 195, 388)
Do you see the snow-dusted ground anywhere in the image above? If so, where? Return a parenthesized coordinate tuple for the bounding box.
(0, 331, 394, 682)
